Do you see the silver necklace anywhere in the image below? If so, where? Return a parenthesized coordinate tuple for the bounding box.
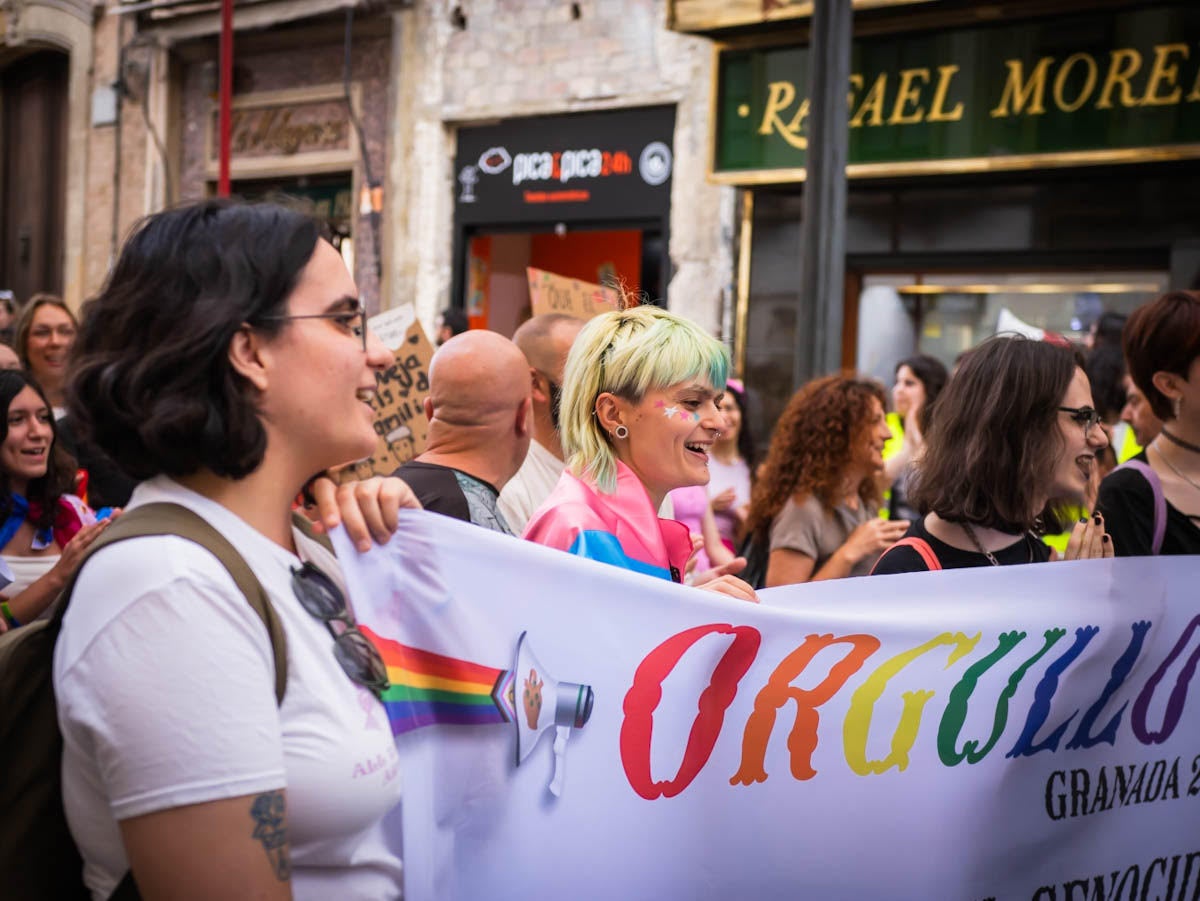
(961, 521, 1001, 567)
(1151, 440, 1200, 494)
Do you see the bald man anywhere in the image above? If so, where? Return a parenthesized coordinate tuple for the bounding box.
(498, 314, 585, 534)
(395, 330, 532, 534)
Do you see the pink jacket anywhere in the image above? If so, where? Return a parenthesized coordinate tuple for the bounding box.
(523, 461, 693, 582)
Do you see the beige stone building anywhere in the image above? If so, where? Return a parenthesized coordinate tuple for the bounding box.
(389, 0, 734, 336)
(0, 0, 734, 342)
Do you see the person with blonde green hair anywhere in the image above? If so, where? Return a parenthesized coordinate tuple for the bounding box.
(522, 304, 757, 602)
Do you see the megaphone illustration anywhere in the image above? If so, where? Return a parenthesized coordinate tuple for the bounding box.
(499, 631, 594, 796)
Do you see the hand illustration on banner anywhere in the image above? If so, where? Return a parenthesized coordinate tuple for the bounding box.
(523, 669, 543, 728)
(360, 625, 594, 798)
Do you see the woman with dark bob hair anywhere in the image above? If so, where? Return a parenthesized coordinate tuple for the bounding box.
(55, 199, 417, 899)
(872, 335, 1112, 573)
(744, 375, 908, 585)
(1097, 290, 1200, 555)
(0, 369, 109, 632)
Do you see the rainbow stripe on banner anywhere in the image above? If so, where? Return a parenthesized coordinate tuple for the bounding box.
(361, 625, 512, 736)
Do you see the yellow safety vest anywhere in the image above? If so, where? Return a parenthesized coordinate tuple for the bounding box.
(880, 412, 904, 519)
(1115, 422, 1142, 464)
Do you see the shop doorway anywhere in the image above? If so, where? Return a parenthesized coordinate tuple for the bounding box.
(1, 50, 69, 301)
(459, 222, 665, 337)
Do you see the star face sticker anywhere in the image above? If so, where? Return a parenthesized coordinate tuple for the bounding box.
(662, 405, 679, 419)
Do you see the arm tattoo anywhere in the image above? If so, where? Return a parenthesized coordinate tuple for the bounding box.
(249, 790, 291, 881)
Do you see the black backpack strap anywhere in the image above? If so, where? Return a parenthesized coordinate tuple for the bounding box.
(57, 502, 288, 704)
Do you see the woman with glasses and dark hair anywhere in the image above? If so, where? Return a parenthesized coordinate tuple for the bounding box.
(1097, 290, 1200, 556)
(55, 199, 413, 899)
(872, 335, 1113, 574)
(14, 293, 78, 417)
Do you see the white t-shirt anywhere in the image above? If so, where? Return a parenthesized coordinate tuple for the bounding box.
(499, 439, 565, 536)
(53, 477, 404, 900)
(3, 553, 57, 597)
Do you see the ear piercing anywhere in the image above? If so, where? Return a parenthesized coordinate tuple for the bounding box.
(614, 425, 629, 439)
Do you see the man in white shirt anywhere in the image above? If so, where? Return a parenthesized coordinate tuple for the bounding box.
(499, 314, 584, 534)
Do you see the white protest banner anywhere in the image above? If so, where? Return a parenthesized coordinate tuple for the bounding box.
(527, 266, 619, 321)
(334, 512, 1200, 901)
(340, 306, 433, 481)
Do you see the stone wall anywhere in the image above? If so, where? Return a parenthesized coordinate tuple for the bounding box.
(82, 11, 152, 299)
(177, 33, 392, 311)
(388, 0, 734, 337)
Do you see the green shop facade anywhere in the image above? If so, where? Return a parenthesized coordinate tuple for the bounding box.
(699, 1, 1200, 436)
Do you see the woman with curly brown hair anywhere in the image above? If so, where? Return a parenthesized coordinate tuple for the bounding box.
(745, 375, 908, 585)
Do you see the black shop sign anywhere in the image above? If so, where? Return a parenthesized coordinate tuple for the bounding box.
(454, 105, 675, 224)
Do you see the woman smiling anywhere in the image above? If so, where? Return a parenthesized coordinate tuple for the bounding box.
(745, 375, 907, 586)
(0, 370, 107, 632)
(55, 200, 409, 899)
(14, 295, 78, 417)
(523, 305, 756, 603)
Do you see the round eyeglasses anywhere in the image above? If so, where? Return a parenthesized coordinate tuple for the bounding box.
(257, 303, 369, 352)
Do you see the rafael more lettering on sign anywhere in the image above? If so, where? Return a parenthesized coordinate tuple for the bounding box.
(713, 4, 1200, 182)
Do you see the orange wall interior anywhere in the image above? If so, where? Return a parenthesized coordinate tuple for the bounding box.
(530, 229, 642, 296)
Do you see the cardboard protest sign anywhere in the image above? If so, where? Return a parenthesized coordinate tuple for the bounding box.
(526, 266, 619, 321)
(339, 306, 433, 482)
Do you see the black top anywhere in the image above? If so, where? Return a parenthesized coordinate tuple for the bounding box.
(1096, 452, 1200, 557)
(870, 515, 1051, 574)
(56, 415, 138, 509)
